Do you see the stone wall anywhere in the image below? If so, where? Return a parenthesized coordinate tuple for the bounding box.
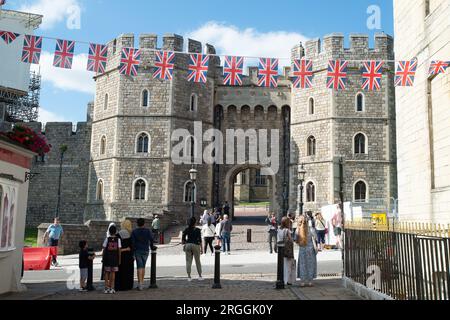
(0, 120, 92, 227)
(37, 216, 169, 255)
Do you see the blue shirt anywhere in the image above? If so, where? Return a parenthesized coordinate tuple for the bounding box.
(131, 228, 154, 253)
(47, 224, 63, 240)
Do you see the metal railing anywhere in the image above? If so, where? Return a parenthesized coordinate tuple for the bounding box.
(345, 222, 450, 300)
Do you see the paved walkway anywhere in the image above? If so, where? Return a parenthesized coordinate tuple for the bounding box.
(1, 275, 361, 300)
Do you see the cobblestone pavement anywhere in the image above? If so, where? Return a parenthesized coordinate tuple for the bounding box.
(1, 274, 361, 300)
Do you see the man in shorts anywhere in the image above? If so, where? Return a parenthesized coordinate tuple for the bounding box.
(131, 218, 154, 290)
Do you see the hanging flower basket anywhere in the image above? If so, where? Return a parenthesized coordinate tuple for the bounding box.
(0, 124, 52, 155)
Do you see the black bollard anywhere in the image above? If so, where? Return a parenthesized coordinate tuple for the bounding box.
(212, 245, 222, 289)
(247, 229, 252, 243)
(275, 245, 285, 290)
(149, 246, 158, 289)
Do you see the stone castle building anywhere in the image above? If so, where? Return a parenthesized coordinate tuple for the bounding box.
(0, 32, 398, 227)
(393, 0, 450, 223)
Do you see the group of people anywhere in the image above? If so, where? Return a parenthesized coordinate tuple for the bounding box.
(266, 205, 344, 287)
(79, 218, 155, 294)
(182, 207, 233, 281)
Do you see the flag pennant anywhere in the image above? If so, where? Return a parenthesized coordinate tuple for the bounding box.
(395, 59, 417, 87)
(0, 30, 20, 44)
(258, 58, 278, 87)
(153, 50, 175, 80)
(292, 59, 313, 89)
(87, 43, 108, 74)
(188, 54, 209, 83)
(21, 35, 42, 64)
(119, 47, 141, 76)
(53, 39, 75, 69)
(361, 61, 383, 91)
(327, 60, 348, 90)
(223, 56, 244, 86)
(429, 60, 450, 75)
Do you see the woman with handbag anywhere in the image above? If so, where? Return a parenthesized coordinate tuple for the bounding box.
(279, 217, 295, 286)
(296, 215, 318, 287)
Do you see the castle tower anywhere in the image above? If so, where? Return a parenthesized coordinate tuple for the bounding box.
(290, 33, 397, 215)
(85, 33, 216, 223)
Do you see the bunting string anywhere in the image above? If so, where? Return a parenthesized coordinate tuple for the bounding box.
(0, 28, 449, 90)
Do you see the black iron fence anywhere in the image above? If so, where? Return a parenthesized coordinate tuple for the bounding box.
(344, 226, 450, 300)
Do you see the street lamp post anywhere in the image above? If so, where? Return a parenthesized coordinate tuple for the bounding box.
(189, 167, 198, 219)
(298, 164, 306, 216)
(55, 145, 68, 218)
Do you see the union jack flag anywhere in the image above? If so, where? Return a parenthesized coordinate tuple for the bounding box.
(292, 59, 313, 89)
(153, 51, 175, 80)
(188, 54, 209, 83)
(119, 47, 141, 76)
(223, 56, 244, 86)
(327, 60, 348, 90)
(87, 43, 108, 74)
(258, 58, 278, 88)
(0, 30, 20, 44)
(21, 35, 42, 64)
(361, 61, 384, 91)
(429, 60, 450, 75)
(395, 60, 417, 87)
(53, 39, 75, 69)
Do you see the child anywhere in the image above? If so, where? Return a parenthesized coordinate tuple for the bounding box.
(78, 240, 95, 292)
(102, 225, 121, 294)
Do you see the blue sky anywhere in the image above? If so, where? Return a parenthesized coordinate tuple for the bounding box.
(4, 0, 394, 123)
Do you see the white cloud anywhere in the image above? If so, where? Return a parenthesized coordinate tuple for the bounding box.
(19, 0, 81, 30)
(38, 108, 68, 123)
(187, 22, 310, 68)
(31, 51, 95, 94)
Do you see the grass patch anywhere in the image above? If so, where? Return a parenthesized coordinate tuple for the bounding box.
(24, 228, 38, 248)
(235, 201, 270, 208)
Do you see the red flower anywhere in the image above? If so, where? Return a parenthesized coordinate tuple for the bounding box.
(1, 124, 52, 155)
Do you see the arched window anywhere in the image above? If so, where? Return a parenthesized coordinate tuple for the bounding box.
(306, 182, 316, 202)
(104, 94, 109, 110)
(184, 181, 197, 202)
(356, 93, 364, 112)
(100, 136, 107, 155)
(96, 180, 104, 201)
(134, 179, 146, 200)
(136, 133, 150, 153)
(354, 133, 367, 154)
(0, 186, 3, 213)
(354, 180, 367, 203)
(308, 97, 315, 115)
(142, 89, 150, 107)
(186, 136, 195, 163)
(307, 136, 316, 156)
(190, 93, 198, 112)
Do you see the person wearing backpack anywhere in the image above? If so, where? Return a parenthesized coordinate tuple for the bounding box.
(279, 217, 295, 286)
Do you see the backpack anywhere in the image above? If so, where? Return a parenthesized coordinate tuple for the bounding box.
(283, 229, 294, 259)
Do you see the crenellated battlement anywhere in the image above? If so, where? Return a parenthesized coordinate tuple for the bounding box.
(302, 33, 394, 59)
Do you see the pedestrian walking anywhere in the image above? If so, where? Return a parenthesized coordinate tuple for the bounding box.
(131, 218, 154, 291)
(331, 205, 343, 250)
(42, 217, 64, 267)
(201, 218, 216, 255)
(182, 217, 203, 281)
(265, 213, 278, 254)
(151, 215, 161, 243)
(215, 217, 223, 247)
(102, 225, 121, 294)
(78, 240, 95, 292)
(279, 217, 295, 285)
(222, 201, 230, 217)
(314, 212, 327, 251)
(200, 210, 210, 226)
(220, 215, 233, 254)
(296, 215, 318, 287)
(115, 220, 134, 291)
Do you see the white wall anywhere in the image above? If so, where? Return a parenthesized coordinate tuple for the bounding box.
(393, 0, 450, 223)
